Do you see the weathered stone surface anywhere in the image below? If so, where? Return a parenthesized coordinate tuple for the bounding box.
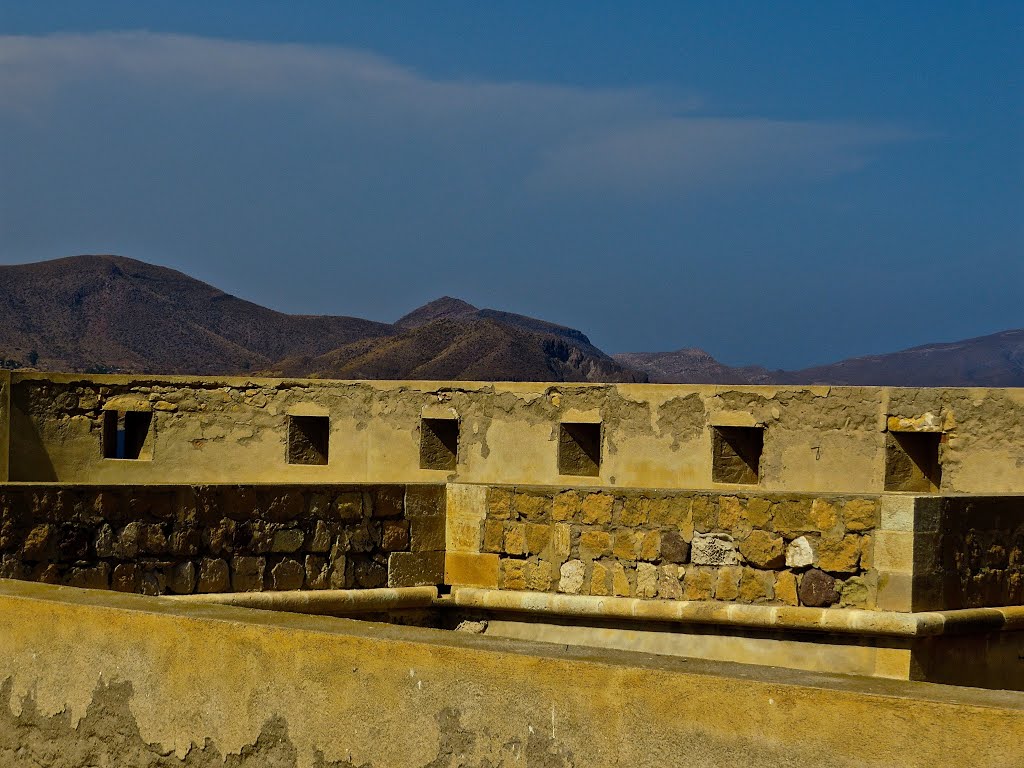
(639, 531, 660, 562)
(682, 566, 717, 599)
(93, 524, 114, 558)
(745, 498, 773, 528)
(558, 559, 585, 594)
(501, 558, 527, 590)
(839, 576, 871, 608)
(786, 536, 817, 569)
(353, 557, 386, 588)
(737, 568, 774, 603)
(525, 523, 551, 555)
(580, 493, 614, 525)
(715, 566, 741, 600)
(487, 487, 514, 520)
(410, 516, 445, 552)
(611, 562, 631, 596)
(579, 529, 611, 560)
(231, 556, 266, 592)
(799, 568, 838, 607)
(66, 563, 110, 590)
(167, 561, 196, 594)
(551, 490, 579, 522)
(269, 558, 304, 590)
(503, 523, 526, 556)
(445, 552, 499, 588)
(482, 519, 504, 553)
(331, 492, 363, 521)
(514, 493, 551, 522)
(690, 496, 718, 533)
(308, 520, 332, 553)
(772, 500, 815, 537)
(818, 535, 861, 573)
(636, 562, 659, 598)
(551, 523, 572, 563)
(525, 560, 552, 591)
(612, 530, 638, 561)
(197, 558, 229, 593)
(660, 530, 690, 564)
(304, 555, 329, 589)
(589, 561, 610, 595)
(381, 520, 410, 551)
(810, 499, 840, 532)
(387, 551, 443, 587)
(618, 497, 651, 527)
(739, 530, 785, 569)
(657, 565, 683, 599)
(774, 571, 799, 605)
(691, 533, 740, 566)
(271, 528, 304, 553)
(843, 499, 878, 532)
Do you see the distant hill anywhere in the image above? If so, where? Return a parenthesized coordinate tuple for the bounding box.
(615, 330, 1024, 387)
(0, 256, 643, 382)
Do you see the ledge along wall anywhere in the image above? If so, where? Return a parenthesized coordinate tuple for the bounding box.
(8, 372, 1024, 493)
(2, 580, 1023, 768)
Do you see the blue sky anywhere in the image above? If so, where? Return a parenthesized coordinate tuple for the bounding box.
(1, 2, 1021, 368)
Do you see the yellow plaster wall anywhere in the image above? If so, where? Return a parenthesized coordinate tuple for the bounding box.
(8, 373, 1024, 493)
(1, 579, 1022, 767)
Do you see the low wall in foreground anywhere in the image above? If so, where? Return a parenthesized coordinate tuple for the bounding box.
(1, 580, 1022, 767)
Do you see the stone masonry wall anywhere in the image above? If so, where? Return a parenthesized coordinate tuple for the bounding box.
(0, 484, 446, 595)
(480, 487, 880, 608)
(938, 496, 1024, 608)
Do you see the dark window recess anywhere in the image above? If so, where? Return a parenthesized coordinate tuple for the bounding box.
(420, 417, 459, 470)
(712, 426, 764, 485)
(558, 422, 601, 477)
(287, 415, 330, 465)
(102, 410, 152, 460)
(885, 431, 942, 492)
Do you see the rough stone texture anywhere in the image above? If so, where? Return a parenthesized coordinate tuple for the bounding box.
(660, 530, 690, 564)
(387, 552, 444, 588)
(691, 533, 740, 566)
(786, 536, 817, 569)
(818, 535, 862, 574)
(559, 559, 585, 594)
(739, 530, 785, 569)
(799, 568, 839, 608)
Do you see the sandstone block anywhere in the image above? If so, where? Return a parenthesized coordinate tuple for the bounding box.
(501, 559, 528, 590)
(579, 529, 611, 560)
(580, 493, 614, 525)
(169, 526, 201, 558)
(739, 530, 785, 569)
(331, 492, 364, 521)
(271, 528, 304, 553)
(691, 533, 740, 566)
(269, 558, 305, 590)
(94, 524, 114, 558)
(197, 558, 229, 593)
(112, 522, 142, 559)
(843, 499, 878, 532)
(647, 497, 685, 527)
(373, 486, 407, 518)
(305, 555, 329, 589)
(772, 500, 815, 537)
(307, 521, 332, 553)
(718, 496, 744, 529)
(612, 530, 638, 561)
(786, 536, 817, 569)
(353, 557, 386, 588)
(411, 516, 446, 552)
(445, 552, 499, 588)
(231, 556, 266, 592)
(658, 565, 683, 599)
(487, 487, 514, 520)
(618, 497, 651, 526)
(551, 490, 580, 522)
(446, 515, 481, 553)
(818, 535, 861, 573)
(737, 568, 774, 603)
(639, 531, 661, 562)
(526, 560, 552, 591)
(503, 523, 527, 556)
(482, 520, 504, 553)
(660, 530, 690, 564)
(636, 562, 658, 598)
(684, 569, 716, 606)
(799, 568, 838, 607)
(690, 496, 718, 533)
(745, 498, 773, 528)
(715, 566, 741, 601)
(525, 523, 551, 555)
(381, 520, 410, 551)
(809, 499, 840, 531)
(387, 551, 443, 587)
(589, 562, 610, 595)
(774, 571, 799, 606)
(611, 562, 631, 597)
(551, 524, 572, 563)
(558, 559, 585, 594)
(514, 493, 551, 522)
(66, 563, 111, 591)
(839, 576, 871, 608)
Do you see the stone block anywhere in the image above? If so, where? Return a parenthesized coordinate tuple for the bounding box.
(799, 568, 838, 607)
(269, 558, 305, 590)
(487, 487, 514, 520)
(387, 551, 443, 587)
(501, 559, 528, 590)
(579, 529, 611, 560)
(167, 561, 197, 595)
(231, 556, 266, 592)
(839, 576, 871, 608)
(774, 571, 799, 606)
(330, 492, 363, 521)
(636, 562, 658, 598)
(353, 557, 386, 588)
(786, 536, 817, 569)
(551, 524, 572, 563)
(514, 492, 551, 522)
(715, 566, 741, 601)
(612, 530, 639, 561)
(305, 555, 329, 589)
(410, 516, 446, 552)
(691, 533, 740, 566)
(739, 530, 785, 569)
(374, 486, 407, 518)
(843, 499, 878, 532)
(306, 520, 332, 553)
(482, 520, 504, 553)
(271, 528, 304, 553)
(446, 515, 482, 553)
(611, 562, 631, 596)
(558, 559, 585, 594)
(382, 520, 410, 552)
(503, 523, 527, 556)
(871, 531, 914, 573)
(660, 530, 690, 564)
(525, 560, 553, 591)
(737, 568, 774, 603)
(525, 523, 551, 555)
(94, 524, 114, 558)
(580, 493, 614, 525)
(197, 558, 229, 593)
(66, 563, 111, 591)
(646, 497, 680, 527)
(551, 490, 580, 522)
(657, 565, 683, 599)
(818, 535, 861, 574)
(589, 561, 610, 595)
(718, 496, 744, 529)
(618, 497, 651, 526)
(690, 496, 718, 533)
(810, 499, 840, 532)
(169, 526, 201, 558)
(745, 498, 773, 528)
(638, 531, 661, 562)
(445, 552, 499, 588)
(772, 499, 815, 537)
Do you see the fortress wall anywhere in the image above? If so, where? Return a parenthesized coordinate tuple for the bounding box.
(0, 579, 1022, 768)
(0, 483, 446, 596)
(444, 484, 882, 610)
(8, 372, 1024, 493)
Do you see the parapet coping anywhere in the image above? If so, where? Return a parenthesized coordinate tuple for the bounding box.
(165, 586, 437, 614)
(450, 588, 1024, 638)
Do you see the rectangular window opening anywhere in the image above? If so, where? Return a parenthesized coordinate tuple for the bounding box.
(102, 410, 153, 460)
(558, 422, 601, 477)
(712, 426, 763, 485)
(420, 417, 459, 471)
(885, 431, 941, 492)
(287, 415, 330, 465)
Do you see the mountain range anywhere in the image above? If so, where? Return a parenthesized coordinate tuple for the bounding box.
(0, 255, 1020, 386)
